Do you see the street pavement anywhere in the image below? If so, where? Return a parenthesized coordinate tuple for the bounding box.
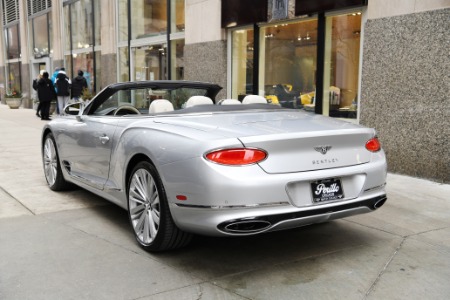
(0, 104, 449, 300)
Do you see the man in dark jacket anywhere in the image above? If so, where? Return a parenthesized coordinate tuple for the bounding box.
(71, 70, 88, 101)
(37, 72, 57, 120)
(55, 67, 71, 115)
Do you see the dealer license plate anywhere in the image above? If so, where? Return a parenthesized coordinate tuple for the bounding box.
(311, 178, 344, 203)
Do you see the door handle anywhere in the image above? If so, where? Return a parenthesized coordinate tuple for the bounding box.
(99, 135, 110, 144)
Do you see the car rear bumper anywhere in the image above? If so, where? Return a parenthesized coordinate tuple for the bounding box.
(169, 191, 387, 236)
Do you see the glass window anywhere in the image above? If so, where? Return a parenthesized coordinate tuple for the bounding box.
(64, 5, 71, 51)
(131, 0, 167, 39)
(94, 0, 101, 46)
(171, 39, 184, 80)
(260, 20, 318, 109)
(323, 12, 362, 119)
(172, 0, 184, 33)
(72, 52, 94, 91)
(95, 51, 101, 93)
(133, 45, 167, 81)
(118, 47, 129, 82)
(118, 0, 128, 42)
(71, 0, 94, 49)
(231, 28, 254, 99)
(5, 25, 20, 59)
(64, 55, 73, 78)
(6, 62, 21, 93)
(32, 14, 50, 58)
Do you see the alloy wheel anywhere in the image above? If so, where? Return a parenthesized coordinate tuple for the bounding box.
(44, 137, 58, 186)
(128, 168, 161, 245)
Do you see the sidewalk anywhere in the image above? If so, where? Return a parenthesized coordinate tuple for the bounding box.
(0, 104, 449, 300)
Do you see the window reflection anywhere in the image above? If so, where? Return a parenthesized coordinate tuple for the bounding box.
(32, 14, 50, 58)
(231, 28, 254, 99)
(261, 20, 318, 109)
(173, 0, 185, 32)
(323, 12, 362, 119)
(171, 39, 185, 80)
(71, 0, 94, 49)
(6, 25, 20, 59)
(133, 45, 167, 81)
(131, 1, 167, 39)
(6, 62, 21, 93)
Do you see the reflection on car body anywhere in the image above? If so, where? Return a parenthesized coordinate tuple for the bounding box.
(42, 80, 387, 252)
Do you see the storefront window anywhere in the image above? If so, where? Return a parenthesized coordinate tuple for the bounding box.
(5, 24, 20, 59)
(64, 55, 73, 77)
(6, 62, 21, 93)
(172, 0, 185, 33)
(118, 0, 128, 42)
(231, 28, 254, 99)
(64, 5, 70, 51)
(260, 19, 318, 108)
(71, 0, 94, 49)
(133, 45, 167, 81)
(171, 39, 184, 79)
(131, 1, 167, 39)
(72, 52, 94, 90)
(118, 47, 129, 82)
(323, 12, 362, 119)
(32, 14, 50, 58)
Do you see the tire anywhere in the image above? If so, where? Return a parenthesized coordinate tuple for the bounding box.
(127, 161, 192, 252)
(43, 133, 72, 191)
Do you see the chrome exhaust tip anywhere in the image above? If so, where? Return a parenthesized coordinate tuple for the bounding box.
(374, 198, 387, 209)
(222, 219, 271, 234)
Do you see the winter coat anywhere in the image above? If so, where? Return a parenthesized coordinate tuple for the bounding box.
(55, 71, 71, 96)
(37, 78, 57, 103)
(71, 75, 88, 98)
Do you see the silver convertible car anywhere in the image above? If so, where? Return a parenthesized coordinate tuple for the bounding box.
(42, 81, 387, 252)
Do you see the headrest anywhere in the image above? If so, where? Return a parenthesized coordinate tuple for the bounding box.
(242, 95, 267, 104)
(218, 99, 242, 105)
(185, 96, 214, 108)
(149, 99, 174, 113)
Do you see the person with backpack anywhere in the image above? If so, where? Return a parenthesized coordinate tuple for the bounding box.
(54, 67, 71, 115)
(71, 70, 88, 102)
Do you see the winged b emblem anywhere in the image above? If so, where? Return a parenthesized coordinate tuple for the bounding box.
(314, 146, 332, 155)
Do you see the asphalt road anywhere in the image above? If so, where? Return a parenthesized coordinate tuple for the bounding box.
(0, 104, 449, 300)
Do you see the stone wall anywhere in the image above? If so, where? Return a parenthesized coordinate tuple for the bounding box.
(360, 8, 449, 183)
(185, 40, 227, 100)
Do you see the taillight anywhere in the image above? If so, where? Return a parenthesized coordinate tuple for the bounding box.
(205, 148, 267, 165)
(366, 137, 381, 152)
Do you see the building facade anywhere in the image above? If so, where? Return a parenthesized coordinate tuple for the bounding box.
(0, 0, 448, 183)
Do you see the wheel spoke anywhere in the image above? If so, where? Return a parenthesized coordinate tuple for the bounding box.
(128, 166, 162, 245)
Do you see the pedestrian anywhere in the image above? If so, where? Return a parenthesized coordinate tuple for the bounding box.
(71, 70, 88, 102)
(51, 67, 61, 114)
(54, 67, 71, 115)
(32, 70, 46, 118)
(36, 72, 57, 120)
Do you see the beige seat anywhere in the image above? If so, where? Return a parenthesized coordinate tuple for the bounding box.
(185, 96, 214, 108)
(149, 99, 174, 113)
(218, 99, 242, 105)
(242, 95, 267, 104)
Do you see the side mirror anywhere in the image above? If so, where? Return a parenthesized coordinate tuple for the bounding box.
(64, 102, 84, 116)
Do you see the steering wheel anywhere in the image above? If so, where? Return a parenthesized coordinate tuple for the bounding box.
(113, 105, 141, 116)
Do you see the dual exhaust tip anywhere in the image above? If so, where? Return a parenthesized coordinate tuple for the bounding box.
(219, 196, 387, 234)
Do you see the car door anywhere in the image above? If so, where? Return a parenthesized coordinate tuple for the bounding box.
(57, 115, 119, 190)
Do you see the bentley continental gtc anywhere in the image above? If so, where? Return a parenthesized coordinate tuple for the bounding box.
(42, 80, 387, 252)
